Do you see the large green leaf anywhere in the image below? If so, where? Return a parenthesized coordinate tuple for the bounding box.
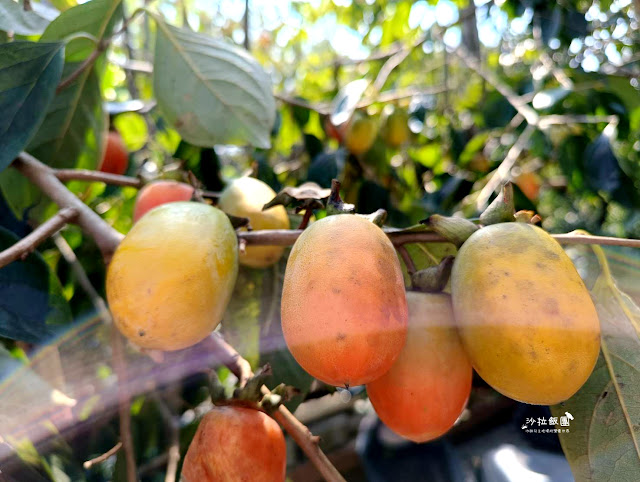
(27, 61, 105, 169)
(0, 0, 59, 36)
(0, 227, 72, 343)
(0, 41, 64, 173)
(153, 17, 276, 148)
(40, 0, 123, 61)
(552, 247, 640, 481)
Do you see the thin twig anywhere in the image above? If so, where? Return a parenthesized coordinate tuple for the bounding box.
(55, 169, 143, 188)
(56, 47, 103, 93)
(12, 153, 124, 262)
(476, 124, 535, 210)
(57, 9, 146, 93)
(450, 42, 539, 126)
(54, 234, 136, 482)
(203, 333, 345, 480)
(150, 393, 180, 482)
(397, 245, 416, 275)
(112, 330, 138, 482)
(371, 35, 427, 93)
(83, 442, 123, 469)
(243, 0, 250, 50)
(0, 207, 77, 269)
(538, 114, 618, 128)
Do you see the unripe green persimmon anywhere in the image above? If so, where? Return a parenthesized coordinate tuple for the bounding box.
(106, 202, 238, 351)
(218, 177, 290, 268)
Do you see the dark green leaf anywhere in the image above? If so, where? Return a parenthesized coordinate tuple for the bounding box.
(27, 62, 104, 169)
(0, 41, 64, 173)
(0, 227, 71, 343)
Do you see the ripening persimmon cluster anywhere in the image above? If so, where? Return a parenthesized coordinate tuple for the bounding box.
(105, 168, 600, 481)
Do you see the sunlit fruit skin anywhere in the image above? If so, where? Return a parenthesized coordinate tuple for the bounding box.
(367, 292, 472, 443)
(344, 111, 378, 156)
(133, 180, 195, 222)
(218, 177, 290, 268)
(451, 223, 601, 405)
(99, 131, 129, 175)
(281, 215, 408, 387)
(106, 202, 238, 351)
(380, 106, 410, 148)
(181, 406, 286, 482)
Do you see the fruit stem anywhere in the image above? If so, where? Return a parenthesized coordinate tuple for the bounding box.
(326, 179, 355, 215)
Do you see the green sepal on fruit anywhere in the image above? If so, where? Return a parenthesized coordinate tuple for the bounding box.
(479, 182, 515, 226)
(422, 214, 479, 248)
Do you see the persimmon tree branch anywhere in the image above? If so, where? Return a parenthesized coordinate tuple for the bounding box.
(0, 207, 78, 269)
(83, 442, 123, 469)
(55, 168, 144, 188)
(57, 9, 146, 93)
(12, 153, 124, 262)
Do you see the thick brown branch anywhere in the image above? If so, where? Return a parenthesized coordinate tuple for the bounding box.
(13, 153, 124, 262)
(0, 207, 77, 269)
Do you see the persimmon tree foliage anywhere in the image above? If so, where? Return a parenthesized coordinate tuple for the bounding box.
(0, 0, 639, 480)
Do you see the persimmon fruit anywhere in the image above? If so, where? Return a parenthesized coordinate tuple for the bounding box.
(106, 202, 238, 351)
(515, 171, 541, 200)
(367, 292, 472, 443)
(281, 214, 408, 387)
(344, 111, 378, 156)
(218, 177, 290, 268)
(133, 180, 195, 222)
(451, 222, 601, 405)
(99, 131, 129, 175)
(181, 406, 286, 482)
(380, 105, 410, 148)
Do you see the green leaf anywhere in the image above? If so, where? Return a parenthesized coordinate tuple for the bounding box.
(0, 227, 72, 343)
(40, 0, 124, 61)
(0, 41, 64, 173)
(552, 247, 640, 481)
(152, 17, 276, 148)
(27, 62, 105, 169)
(0, 0, 59, 36)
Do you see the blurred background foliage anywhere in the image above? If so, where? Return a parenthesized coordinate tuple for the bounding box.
(0, 0, 639, 479)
